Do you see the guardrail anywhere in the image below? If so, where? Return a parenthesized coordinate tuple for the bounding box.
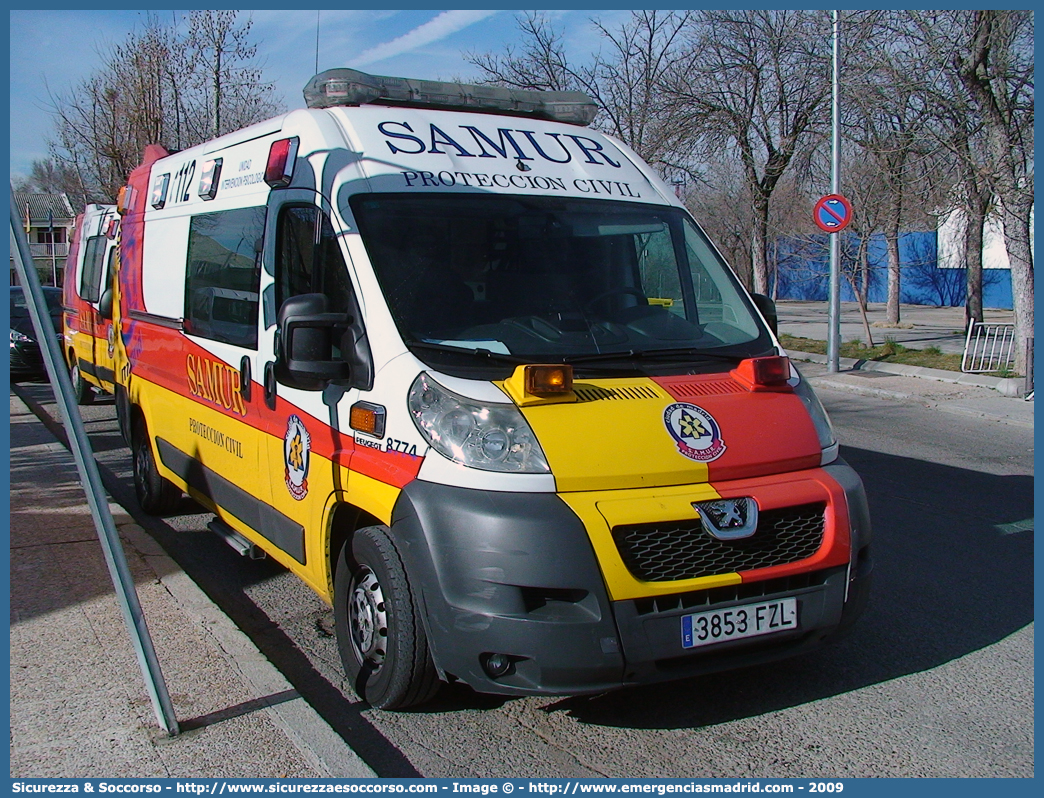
(962, 321, 1016, 373)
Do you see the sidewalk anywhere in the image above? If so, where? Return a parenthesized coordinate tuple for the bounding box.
(9, 393, 375, 779)
(775, 300, 1014, 356)
(776, 300, 1032, 405)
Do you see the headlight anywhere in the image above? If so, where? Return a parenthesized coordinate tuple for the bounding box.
(10, 329, 33, 346)
(408, 372, 550, 473)
(792, 370, 838, 464)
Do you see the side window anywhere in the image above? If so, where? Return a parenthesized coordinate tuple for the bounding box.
(682, 219, 757, 337)
(275, 205, 355, 318)
(80, 236, 107, 303)
(102, 245, 117, 298)
(185, 206, 265, 348)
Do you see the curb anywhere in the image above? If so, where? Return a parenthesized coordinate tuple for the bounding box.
(788, 350, 1026, 397)
(117, 517, 377, 777)
(809, 378, 912, 402)
(11, 388, 377, 778)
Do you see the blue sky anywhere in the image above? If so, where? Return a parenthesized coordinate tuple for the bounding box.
(9, 9, 630, 181)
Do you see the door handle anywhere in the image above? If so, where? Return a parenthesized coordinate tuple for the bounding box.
(239, 356, 252, 403)
(264, 361, 277, 410)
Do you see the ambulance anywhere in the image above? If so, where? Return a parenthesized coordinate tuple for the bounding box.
(62, 203, 120, 403)
(113, 69, 872, 709)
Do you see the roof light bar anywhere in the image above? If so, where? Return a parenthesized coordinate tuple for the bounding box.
(303, 68, 598, 126)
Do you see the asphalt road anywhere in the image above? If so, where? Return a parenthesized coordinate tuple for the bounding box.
(12, 378, 1034, 778)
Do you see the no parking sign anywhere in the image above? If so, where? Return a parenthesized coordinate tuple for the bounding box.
(813, 194, 853, 233)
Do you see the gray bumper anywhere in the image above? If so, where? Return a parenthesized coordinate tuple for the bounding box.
(390, 459, 872, 697)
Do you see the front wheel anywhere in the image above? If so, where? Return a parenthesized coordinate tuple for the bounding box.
(334, 525, 440, 709)
(69, 359, 94, 405)
(132, 416, 182, 515)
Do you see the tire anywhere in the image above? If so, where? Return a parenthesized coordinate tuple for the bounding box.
(131, 416, 182, 515)
(69, 359, 94, 405)
(334, 525, 441, 709)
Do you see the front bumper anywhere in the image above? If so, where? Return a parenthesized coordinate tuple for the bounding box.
(390, 460, 872, 697)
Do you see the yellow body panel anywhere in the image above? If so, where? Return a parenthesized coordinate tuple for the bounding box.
(514, 378, 710, 492)
(558, 481, 740, 601)
(131, 373, 410, 601)
(70, 329, 115, 392)
(345, 469, 402, 527)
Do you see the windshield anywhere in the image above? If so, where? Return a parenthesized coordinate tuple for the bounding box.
(351, 195, 772, 377)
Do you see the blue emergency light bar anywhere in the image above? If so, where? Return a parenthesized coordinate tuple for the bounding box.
(303, 68, 598, 126)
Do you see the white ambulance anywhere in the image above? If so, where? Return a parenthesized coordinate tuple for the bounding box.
(62, 203, 120, 403)
(113, 69, 872, 709)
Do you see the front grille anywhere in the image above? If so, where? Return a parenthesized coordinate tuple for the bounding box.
(613, 502, 826, 582)
(632, 568, 837, 616)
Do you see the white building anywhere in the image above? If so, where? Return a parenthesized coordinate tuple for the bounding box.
(938, 202, 1034, 270)
(11, 192, 76, 287)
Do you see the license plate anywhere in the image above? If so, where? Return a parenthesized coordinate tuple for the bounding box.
(681, 598, 798, 649)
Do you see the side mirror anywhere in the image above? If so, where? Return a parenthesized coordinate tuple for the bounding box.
(98, 288, 114, 321)
(276, 293, 351, 390)
(751, 293, 778, 336)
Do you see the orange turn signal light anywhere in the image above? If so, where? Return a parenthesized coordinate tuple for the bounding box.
(732, 356, 791, 391)
(524, 364, 574, 396)
(349, 402, 386, 437)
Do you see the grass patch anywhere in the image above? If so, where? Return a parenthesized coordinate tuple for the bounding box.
(779, 333, 969, 372)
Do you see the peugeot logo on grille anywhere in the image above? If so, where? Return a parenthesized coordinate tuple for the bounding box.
(692, 498, 759, 540)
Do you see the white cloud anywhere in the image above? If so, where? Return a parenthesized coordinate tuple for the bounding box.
(354, 10, 499, 67)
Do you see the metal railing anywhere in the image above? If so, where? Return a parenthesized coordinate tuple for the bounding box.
(29, 242, 69, 258)
(962, 321, 1016, 373)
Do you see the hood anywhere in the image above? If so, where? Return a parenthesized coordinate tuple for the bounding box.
(513, 373, 823, 492)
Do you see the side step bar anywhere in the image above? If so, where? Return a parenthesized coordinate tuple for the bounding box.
(208, 520, 267, 559)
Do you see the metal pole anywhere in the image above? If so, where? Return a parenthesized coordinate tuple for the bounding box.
(827, 10, 842, 373)
(9, 195, 180, 736)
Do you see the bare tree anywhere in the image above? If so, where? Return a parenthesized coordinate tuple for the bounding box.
(186, 11, 280, 140)
(12, 158, 87, 202)
(661, 10, 834, 295)
(683, 154, 754, 285)
(900, 11, 996, 327)
(834, 143, 893, 346)
(903, 10, 1032, 370)
(468, 11, 696, 174)
(955, 11, 1034, 374)
(46, 11, 281, 202)
(468, 13, 579, 93)
(841, 11, 950, 327)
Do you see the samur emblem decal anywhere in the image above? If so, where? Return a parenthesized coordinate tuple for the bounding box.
(663, 402, 726, 463)
(284, 415, 311, 500)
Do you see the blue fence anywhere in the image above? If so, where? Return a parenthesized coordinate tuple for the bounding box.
(772, 231, 1013, 309)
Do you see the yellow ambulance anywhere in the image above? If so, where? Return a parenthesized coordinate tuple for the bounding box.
(62, 203, 120, 403)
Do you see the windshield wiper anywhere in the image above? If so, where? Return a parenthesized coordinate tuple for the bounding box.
(407, 341, 528, 365)
(561, 347, 749, 365)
